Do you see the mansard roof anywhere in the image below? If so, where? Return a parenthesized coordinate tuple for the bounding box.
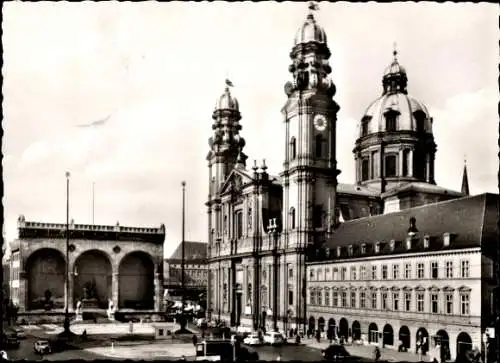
(167, 241, 207, 263)
(316, 193, 498, 261)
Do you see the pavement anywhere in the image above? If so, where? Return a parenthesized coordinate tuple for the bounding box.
(301, 338, 428, 362)
(19, 322, 196, 360)
(13, 322, 430, 361)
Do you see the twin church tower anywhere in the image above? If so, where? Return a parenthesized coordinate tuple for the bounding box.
(205, 4, 467, 332)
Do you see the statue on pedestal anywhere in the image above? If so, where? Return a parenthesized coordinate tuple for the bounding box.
(75, 300, 83, 321)
(107, 299, 116, 320)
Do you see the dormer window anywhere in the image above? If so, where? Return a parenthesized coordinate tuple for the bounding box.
(336, 246, 342, 257)
(361, 244, 366, 254)
(406, 237, 412, 250)
(423, 235, 430, 249)
(385, 112, 397, 132)
(375, 242, 380, 254)
(348, 245, 353, 256)
(390, 240, 395, 251)
(361, 116, 371, 137)
(443, 233, 450, 247)
(325, 247, 330, 258)
(414, 111, 426, 133)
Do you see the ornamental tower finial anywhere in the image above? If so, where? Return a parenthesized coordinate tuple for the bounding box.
(308, 1, 319, 16)
(393, 42, 398, 61)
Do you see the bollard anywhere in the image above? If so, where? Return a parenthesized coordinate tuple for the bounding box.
(111, 342, 114, 352)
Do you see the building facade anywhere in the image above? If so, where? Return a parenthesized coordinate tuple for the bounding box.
(164, 241, 208, 301)
(307, 193, 498, 361)
(10, 216, 165, 313)
(205, 4, 487, 341)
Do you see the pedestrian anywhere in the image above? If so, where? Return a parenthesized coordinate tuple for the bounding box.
(276, 354, 281, 361)
(192, 334, 198, 346)
(374, 346, 381, 362)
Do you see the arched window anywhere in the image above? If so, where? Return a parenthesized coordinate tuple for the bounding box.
(315, 134, 324, 158)
(290, 207, 296, 230)
(385, 155, 397, 177)
(290, 137, 297, 160)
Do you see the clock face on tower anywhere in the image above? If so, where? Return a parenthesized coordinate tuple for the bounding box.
(314, 114, 327, 132)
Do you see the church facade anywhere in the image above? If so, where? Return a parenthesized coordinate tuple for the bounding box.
(205, 6, 472, 335)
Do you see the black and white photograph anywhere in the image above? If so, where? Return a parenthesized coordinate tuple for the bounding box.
(1, 1, 498, 362)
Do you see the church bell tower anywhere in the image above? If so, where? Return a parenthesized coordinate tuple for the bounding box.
(280, 2, 340, 333)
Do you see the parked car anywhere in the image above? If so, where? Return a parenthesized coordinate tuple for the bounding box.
(263, 331, 285, 346)
(322, 344, 358, 361)
(34, 340, 51, 354)
(243, 334, 262, 346)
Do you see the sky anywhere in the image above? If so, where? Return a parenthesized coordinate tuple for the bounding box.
(2, 1, 498, 258)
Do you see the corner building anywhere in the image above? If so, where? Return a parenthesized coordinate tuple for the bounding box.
(205, 7, 498, 358)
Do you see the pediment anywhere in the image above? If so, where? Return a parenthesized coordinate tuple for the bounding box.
(219, 168, 254, 195)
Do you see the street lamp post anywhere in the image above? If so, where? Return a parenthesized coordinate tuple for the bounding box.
(267, 218, 279, 332)
(178, 180, 188, 332)
(62, 171, 72, 336)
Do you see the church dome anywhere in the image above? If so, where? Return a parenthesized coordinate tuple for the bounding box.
(215, 86, 239, 111)
(357, 49, 433, 138)
(294, 13, 327, 46)
(359, 93, 432, 138)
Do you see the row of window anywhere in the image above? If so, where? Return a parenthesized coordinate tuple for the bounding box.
(309, 288, 471, 315)
(310, 260, 470, 281)
(360, 111, 426, 137)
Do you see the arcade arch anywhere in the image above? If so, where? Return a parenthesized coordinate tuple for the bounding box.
(119, 251, 154, 309)
(26, 248, 65, 310)
(73, 250, 112, 309)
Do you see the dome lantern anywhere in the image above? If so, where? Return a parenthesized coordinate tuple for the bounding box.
(382, 45, 408, 95)
(215, 80, 239, 112)
(293, 2, 327, 46)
